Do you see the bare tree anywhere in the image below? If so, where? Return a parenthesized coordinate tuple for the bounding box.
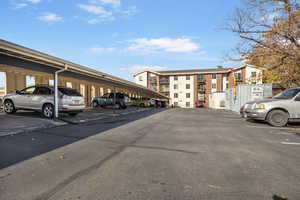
(226, 0, 300, 86)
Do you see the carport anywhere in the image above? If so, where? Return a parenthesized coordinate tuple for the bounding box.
(0, 39, 168, 117)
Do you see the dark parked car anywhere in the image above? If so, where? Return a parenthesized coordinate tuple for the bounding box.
(92, 93, 130, 109)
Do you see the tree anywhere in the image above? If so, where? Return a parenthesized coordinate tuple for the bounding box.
(226, 0, 300, 87)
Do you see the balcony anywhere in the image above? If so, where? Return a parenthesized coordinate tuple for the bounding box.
(149, 77, 157, 84)
(159, 76, 169, 84)
(197, 85, 206, 93)
(197, 75, 206, 84)
(160, 86, 170, 93)
(150, 85, 158, 91)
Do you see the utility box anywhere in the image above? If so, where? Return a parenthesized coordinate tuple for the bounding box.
(225, 84, 273, 112)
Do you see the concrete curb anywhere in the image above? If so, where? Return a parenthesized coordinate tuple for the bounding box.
(0, 121, 67, 137)
(0, 108, 155, 137)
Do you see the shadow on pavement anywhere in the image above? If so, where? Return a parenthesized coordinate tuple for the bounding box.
(0, 108, 166, 169)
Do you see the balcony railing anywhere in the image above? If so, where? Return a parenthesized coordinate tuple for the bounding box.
(197, 75, 206, 83)
(159, 76, 169, 84)
(149, 77, 157, 84)
(160, 86, 170, 92)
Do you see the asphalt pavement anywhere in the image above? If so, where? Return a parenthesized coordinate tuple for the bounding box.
(0, 108, 299, 200)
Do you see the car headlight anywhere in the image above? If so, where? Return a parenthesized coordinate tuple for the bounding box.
(254, 103, 265, 110)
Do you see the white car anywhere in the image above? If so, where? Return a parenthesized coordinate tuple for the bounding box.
(3, 85, 85, 118)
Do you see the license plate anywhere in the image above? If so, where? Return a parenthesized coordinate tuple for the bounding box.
(74, 100, 80, 104)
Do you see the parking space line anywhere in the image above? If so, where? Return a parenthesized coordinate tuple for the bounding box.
(281, 142, 300, 146)
(246, 125, 298, 130)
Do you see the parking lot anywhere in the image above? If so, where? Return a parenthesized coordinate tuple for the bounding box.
(0, 106, 155, 136)
(1, 108, 299, 200)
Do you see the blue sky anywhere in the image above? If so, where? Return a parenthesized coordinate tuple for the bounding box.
(0, 0, 243, 81)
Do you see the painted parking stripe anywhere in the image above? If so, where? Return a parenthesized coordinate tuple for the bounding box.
(281, 142, 300, 145)
(246, 125, 298, 130)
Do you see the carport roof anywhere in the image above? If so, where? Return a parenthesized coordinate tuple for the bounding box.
(0, 39, 168, 99)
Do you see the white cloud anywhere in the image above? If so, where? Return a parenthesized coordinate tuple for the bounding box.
(121, 65, 168, 74)
(128, 37, 200, 53)
(96, 0, 121, 7)
(121, 6, 138, 16)
(89, 47, 116, 52)
(25, 0, 42, 3)
(39, 13, 62, 23)
(14, 3, 28, 8)
(77, 4, 111, 15)
(77, 4, 115, 23)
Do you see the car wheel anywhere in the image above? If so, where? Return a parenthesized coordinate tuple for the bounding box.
(140, 103, 145, 108)
(4, 100, 16, 114)
(267, 109, 289, 127)
(92, 101, 99, 108)
(43, 104, 54, 118)
(68, 113, 78, 117)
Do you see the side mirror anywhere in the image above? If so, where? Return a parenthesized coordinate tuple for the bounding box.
(16, 90, 21, 95)
(295, 96, 300, 101)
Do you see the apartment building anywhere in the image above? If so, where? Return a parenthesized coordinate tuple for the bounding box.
(134, 64, 263, 108)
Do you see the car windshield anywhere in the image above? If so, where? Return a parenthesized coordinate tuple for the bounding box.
(273, 88, 300, 99)
(58, 88, 82, 97)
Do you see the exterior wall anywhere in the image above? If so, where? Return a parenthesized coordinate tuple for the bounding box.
(216, 73, 222, 92)
(0, 64, 149, 107)
(211, 74, 217, 93)
(134, 72, 148, 87)
(245, 66, 263, 84)
(169, 75, 194, 108)
(222, 75, 228, 91)
(193, 75, 198, 105)
(204, 74, 212, 107)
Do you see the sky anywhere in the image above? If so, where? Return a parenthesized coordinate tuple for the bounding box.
(0, 0, 243, 81)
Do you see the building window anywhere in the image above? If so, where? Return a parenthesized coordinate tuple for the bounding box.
(212, 74, 216, 79)
(174, 84, 178, 89)
(251, 72, 257, 77)
(66, 82, 72, 88)
(186, 93, 190, 98)
(80, 84, 85, 96)
(186, 102, 190, 107)
(174, 76, 178, 81)
(212, 83, 216, 89)
(26, 75, 35, 87)
(174, 93, 178, 98)
(186, 75, 190, 80)
(235, 72, 242, 81)
(186, 84, 190, 89)
(139, 76, 143, 81)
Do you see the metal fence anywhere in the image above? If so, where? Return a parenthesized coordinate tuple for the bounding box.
(225, 84, 273, 112)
